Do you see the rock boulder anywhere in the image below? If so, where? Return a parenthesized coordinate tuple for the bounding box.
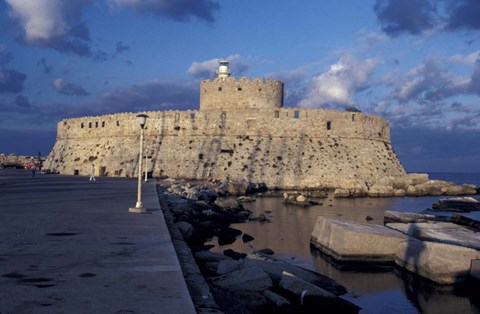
(211, 265, 273, 292)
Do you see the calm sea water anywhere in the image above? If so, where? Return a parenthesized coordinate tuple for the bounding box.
(208, 173, 480, 314)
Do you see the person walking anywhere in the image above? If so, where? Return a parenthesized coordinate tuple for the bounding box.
(89, 164, 96, 181)
(31, 164, 36, 177)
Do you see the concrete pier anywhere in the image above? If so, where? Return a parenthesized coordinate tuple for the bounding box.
(0, 169, 195, 314)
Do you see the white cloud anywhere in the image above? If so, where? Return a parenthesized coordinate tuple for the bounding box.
(297, 56, 378, 108)
(53, 78, 88, 96)
(187, 54, 248, 78)
(187, 58, 219, 78)
(371, 55, 480, 131)
(53, 78, 64, 91)
(6, 0, 69, 42)
(448, 51, 480, 64)
(392, 58, 470, 102)
(356, 30, 386, 50)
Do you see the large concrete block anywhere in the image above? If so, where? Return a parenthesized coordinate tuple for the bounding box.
(383, 210, 445, 224)
(395, 240, 480, 284)
(310, 216, 409, 263)
(387, 222, 480, 251)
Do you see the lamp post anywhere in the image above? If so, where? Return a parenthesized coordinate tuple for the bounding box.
(144, 155, 148, 182)
(129, 113, 148, 213)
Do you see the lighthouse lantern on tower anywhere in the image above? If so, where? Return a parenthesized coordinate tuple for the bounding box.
(216, 59, 231, 79)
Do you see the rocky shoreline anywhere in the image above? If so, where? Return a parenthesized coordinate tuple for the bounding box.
(162, 172, 478, 206)
(333, 173, 477, 198)
(157, 181, 361, 313)
(157, 176, 479, 313)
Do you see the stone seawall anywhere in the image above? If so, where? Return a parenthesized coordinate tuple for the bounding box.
(0, 154, 37, 165)
(44, 108, 406, 189)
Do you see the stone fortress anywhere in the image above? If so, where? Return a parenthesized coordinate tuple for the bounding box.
(45, 60, 416, 191)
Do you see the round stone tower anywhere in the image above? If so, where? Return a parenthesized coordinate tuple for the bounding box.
(200, 60, 284, 111)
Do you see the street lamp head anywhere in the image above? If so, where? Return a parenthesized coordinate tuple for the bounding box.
(136, 114, 149, 129)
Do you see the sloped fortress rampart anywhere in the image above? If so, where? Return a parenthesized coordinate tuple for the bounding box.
(45, 61, 406, 189)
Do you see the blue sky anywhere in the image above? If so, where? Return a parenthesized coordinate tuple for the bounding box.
(0, 0, 479, 173)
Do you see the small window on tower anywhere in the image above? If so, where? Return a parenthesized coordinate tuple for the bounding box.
(326, 121, 331, 130)
(274, 111, 280, 118)
(190, 113, 196, 120)
(89, 122, 92, 128)
(95, 121, 98, 128)
(238, 87, 242, 91)
(102, 121, 105, 127)
(218, 87, 222, 91)
(81, 122, 84, 128)
(294, 111, 300, 119)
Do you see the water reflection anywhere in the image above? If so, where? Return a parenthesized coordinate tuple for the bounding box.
(207, 195, 480, 314)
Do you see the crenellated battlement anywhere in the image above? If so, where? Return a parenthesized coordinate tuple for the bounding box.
(56, 108, 390, 143)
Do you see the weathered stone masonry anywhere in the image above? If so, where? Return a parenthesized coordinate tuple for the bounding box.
(45, 61, 406, 189)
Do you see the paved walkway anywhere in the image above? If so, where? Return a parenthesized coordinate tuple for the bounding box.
(0, 169, 195, 314)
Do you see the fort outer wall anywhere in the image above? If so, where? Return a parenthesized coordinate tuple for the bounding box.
(44, 108, 406, 190)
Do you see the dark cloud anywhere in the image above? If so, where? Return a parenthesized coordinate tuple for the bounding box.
(0, 128, 55, 157)
(39, 37, 93, 59)
(3, 79, 198, 135)
(36, 58, 54, 74)
(68, 21, 90, 41)
(392, 126, 480, 172)
(373, 0, 437, 36)
(445, 0, 480, 31)
(0, 69, 27, 93)
(92, 50, 110, 62)
(14, 95, 30, 108)
(267, 68, 310, 107)
(99, 80, 198, 113)
(110, 0, 220, 23)
(53, 78, 89, 96)
(115, 41, 130, 55)
(33, 38, 125, 62)
(43, 22, 113, 60)
(374, 0, 480, 36)
(469, 60, 480, 94)
(0, 50, 14, 67)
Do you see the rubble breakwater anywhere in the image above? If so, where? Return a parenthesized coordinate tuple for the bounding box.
(157, 180, 361, 314)
(157, 176, 480, 313)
